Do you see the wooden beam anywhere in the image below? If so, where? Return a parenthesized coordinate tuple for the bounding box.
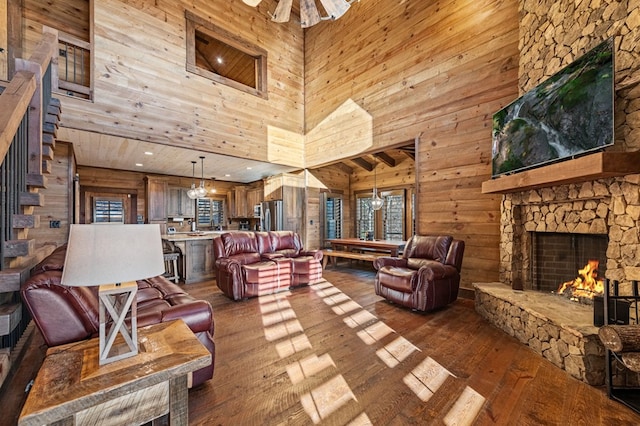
(481, 152, 640, 194)
(350, 157, 374, 171)
(374, 152, 396, 167)
(334, 162, 354, 175)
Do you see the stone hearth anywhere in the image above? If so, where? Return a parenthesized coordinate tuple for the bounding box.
(474, 282, 604, 385)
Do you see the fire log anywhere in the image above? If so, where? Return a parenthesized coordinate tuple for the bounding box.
(598, 325, 640, 352)
(621, 352, 640, 372)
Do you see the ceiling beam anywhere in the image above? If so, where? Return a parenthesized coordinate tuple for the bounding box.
(399, 147, 415, 160)
(350, 157, 374, 171)
(374, 152, 396, 167)
(334, 162, 354, 174)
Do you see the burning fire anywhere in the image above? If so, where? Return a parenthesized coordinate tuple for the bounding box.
(556, 260, 604, 300)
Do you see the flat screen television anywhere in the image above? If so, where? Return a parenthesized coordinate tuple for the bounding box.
(491, 37, 614, 178)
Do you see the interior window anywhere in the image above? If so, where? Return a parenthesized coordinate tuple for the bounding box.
(355, 194, 375, 239)
(185, 11, 268, 98)
(381, 190, 404, 240)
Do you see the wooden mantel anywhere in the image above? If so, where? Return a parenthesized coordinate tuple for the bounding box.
(482, 151, 640, 194)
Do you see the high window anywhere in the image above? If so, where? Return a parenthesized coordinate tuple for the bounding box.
(185, 11, 268, 99)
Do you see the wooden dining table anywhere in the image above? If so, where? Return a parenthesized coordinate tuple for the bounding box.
(326, 238, 406, 257)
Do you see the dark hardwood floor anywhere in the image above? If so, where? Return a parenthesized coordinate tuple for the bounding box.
(3, 265, 640, 425)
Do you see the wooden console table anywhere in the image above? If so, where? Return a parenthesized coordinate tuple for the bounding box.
(324, 238, 406, 268)
(19, 320, 211, 426)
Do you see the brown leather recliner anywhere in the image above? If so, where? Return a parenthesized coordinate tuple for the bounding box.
(373, 235, 465, 312)
(262, 231, 323, 286)
(21, 245, 215, 387)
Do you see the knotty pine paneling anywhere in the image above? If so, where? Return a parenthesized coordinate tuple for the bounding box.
(0, 0, 7, 81)
(24, 0, 89, 42)
(304, 0, 519, 287)
(23, 0, 305, 166)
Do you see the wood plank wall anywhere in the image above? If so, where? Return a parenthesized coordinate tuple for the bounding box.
(22, 0, 305, 166)
(28, 142, 75, 248)
(304, 0, 520, 287)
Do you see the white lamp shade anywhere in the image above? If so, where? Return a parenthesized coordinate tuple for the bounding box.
(61, 224, 165, 287)
(243, 0, 262, 6)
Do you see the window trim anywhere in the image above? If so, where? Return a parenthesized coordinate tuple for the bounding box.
(185, 11, 268, 99)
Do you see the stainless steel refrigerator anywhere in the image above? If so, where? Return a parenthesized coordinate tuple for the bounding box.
(261, 200, 283, 231)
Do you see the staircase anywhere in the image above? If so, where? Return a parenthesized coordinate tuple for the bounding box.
(0, 31, 60, 389)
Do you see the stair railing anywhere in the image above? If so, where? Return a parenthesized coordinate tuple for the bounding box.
(0, 29, 58, 270)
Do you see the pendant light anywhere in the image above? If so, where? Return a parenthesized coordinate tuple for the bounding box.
(210, 177, 217, 194)
(195, 156, 208, 198)
(371, 160, 384, 211)
(187, 161, 198, 199)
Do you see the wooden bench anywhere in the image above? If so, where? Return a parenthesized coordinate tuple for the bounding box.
(322, 249, 388, 268)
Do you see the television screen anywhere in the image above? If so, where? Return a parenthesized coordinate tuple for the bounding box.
(491, 38, 614, 178)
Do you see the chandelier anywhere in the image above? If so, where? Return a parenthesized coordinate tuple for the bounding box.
(187, 157, 208, 199)
(243, 0, 359, 28)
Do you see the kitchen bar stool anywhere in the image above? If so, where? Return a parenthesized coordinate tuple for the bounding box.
(163, 252, 180, 283)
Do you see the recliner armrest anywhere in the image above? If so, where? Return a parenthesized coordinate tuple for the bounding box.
(300, 249, 323, 261)
(373, 257, 407, 270)
(160, 300, 214, 335)
(262, 253, 284, 260)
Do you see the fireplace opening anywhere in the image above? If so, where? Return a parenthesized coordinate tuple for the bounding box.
(531, 232, 608, 295)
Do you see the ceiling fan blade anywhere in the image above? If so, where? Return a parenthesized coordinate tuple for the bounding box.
(300, 0, 322, 28)
(271, 0, 293, 23)
(318, 0, 350, 20)
(242, 0, 262, 6)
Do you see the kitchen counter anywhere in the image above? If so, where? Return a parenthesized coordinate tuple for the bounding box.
(162, 231, 225, 241)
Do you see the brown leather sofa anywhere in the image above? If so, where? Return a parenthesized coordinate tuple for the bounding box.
(21, 244, 215, 387)
(373, 235, 465, 312)
(213, 231, 323, 300)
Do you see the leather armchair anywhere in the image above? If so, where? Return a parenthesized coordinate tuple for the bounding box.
(373, 235, 465, 312)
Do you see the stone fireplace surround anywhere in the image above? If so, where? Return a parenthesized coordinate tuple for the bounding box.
(475, 176, 640, 386)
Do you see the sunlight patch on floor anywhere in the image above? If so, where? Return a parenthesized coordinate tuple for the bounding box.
(347, 412, 373, 425)
(263, 319, 304, 342)
(286, 353, 336, 385)
(403, 356, 452, 401)
(443, 386, 486, 426)
(356, 321, 395, 345)
(261, 308, 297, 327)
(376, 336, 420, 368)
(275, 333, 313, 358)
(332, 299, 363, 315)
(343, 309, 377, 328)
(259, 299, 292, 314)
(300, 374, 358, 424)
(323, 292, 352, 306)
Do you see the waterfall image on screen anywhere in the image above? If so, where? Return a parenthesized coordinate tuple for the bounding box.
(491, 38, 614, 177)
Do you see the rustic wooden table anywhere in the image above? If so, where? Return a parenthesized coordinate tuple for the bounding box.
(18, 320, 211, 426)
(327, 238, 406, 257)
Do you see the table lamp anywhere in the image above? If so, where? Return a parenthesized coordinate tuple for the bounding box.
(61, 224, 165, 365)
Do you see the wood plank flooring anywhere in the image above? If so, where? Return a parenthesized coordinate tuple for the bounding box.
(2, 266, 640, 425)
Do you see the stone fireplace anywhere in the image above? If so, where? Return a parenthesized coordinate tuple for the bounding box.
(476, 177, 640, 385)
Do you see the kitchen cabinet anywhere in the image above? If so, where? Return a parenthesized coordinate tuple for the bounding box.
(167, 186, 195, 218)
(145, 176, 167, 223)
(246, 188, 263, 211)
(228, 185, 248, 218)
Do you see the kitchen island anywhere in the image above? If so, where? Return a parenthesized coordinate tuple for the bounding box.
(162, 231, 227, 284)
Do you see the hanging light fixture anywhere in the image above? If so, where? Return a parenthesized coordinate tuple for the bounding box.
(210, 177, 217, 194)
(195, 156, 208, 198)
(371, 160, 384, 211)
(187, 161, 198, 199)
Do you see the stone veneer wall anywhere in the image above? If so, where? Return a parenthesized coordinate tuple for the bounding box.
(498, 0, 640, 289)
